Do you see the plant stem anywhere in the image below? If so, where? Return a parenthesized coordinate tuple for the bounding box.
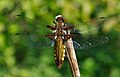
(65, 38, 81, 77)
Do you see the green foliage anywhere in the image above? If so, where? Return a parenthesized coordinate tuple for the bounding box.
(0, 0, 120, 77)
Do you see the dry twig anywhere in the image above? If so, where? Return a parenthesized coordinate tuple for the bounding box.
(65, 38, 80, 77)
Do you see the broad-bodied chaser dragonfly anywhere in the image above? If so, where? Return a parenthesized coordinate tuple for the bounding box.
(9, 15, 109, 68)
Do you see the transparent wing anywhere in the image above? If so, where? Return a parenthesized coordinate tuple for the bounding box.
(72, 35, 109, 50)
(8, 15, 53, 49)
(9, 15, 53, 34)
(69, 17, 108, 35)
(66, 17, 109, 50)
(10, 33, 53, 49)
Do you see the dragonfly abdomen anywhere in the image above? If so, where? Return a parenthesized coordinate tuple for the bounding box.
(54, 37, 66, 69)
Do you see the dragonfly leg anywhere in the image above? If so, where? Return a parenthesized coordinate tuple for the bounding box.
(53, 20, 56, 24)
(63, 26, 74, 30)
(47, 25, 56, 30)
(45, 34, 55, 40)
(64, 34, 72, 41)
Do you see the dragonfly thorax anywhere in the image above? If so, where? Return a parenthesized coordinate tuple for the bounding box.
(46, 15, 73, 42)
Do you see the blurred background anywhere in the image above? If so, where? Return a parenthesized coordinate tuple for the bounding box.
(0, 0, 120, 77)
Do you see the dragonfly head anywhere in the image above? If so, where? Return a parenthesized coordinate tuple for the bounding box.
(55, 15, 66, 23)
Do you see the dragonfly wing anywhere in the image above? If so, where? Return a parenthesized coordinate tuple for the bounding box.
(9, 15, 53, 35)
(68, 17, 109, 50)
(69, 17, 108, 35)
(8, 15, 53, 49)
(10, 33, 53, 49)
(72, 35, 109, 50)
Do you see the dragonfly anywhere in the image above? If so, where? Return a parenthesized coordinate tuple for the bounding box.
(9, 14, 109, 69)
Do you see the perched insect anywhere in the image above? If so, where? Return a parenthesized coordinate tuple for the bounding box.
(45, 15, 74, 68)
(8, 15, 109, 68)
